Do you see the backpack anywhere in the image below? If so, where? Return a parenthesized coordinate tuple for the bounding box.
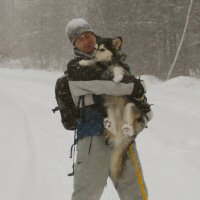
(52, 72, 78, 130)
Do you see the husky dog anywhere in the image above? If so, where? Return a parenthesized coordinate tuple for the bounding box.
(79, 37, 144, 181)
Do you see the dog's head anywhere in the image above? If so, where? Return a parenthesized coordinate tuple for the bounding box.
(93, 37, 122, 62)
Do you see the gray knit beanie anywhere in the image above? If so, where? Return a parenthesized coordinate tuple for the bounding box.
(66, 18, 94, 45)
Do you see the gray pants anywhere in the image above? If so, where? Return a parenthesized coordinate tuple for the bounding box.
(71, 135, 148, 200)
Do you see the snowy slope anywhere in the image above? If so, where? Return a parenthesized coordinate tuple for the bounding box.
(0, 68, 200, 200)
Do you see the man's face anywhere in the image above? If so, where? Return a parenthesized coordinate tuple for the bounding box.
(74, 32, 96, 54)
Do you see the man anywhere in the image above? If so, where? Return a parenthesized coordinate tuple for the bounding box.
(66, 18, 152, 200)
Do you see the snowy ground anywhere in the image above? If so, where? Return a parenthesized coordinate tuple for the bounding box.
(0, 68, 200, 200)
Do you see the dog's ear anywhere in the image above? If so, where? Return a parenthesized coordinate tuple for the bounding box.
(112, 37, 122, 50)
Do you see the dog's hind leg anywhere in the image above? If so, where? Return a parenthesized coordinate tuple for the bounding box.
(104, 106, 119, 135)
(103, 117, 113, 132)
(122, 103, 135, 136)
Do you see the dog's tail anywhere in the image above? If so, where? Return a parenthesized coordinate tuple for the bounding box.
(110, 140, 131, 183)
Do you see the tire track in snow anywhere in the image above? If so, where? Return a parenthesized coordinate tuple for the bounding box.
(0, 88, 39, 199)
(0, 74, 53, 200)
(0, 69, 65, 200)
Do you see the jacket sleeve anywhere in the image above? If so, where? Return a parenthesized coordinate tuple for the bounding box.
(68, 80, 134, 97)
(67, 58, 106, 81)
(67, 58, 134, 105)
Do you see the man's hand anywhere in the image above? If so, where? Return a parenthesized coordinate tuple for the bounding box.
(130, 78, 146, 99)
(137, 101, 151, 114)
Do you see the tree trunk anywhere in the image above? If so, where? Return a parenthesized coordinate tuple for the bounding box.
(166, 0, 194, 80)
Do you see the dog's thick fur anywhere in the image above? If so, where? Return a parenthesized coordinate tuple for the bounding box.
(79, 37, 143, 182)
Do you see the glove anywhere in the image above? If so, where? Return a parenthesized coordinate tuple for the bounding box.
(130, 78, 146, 99)
(137, 101, 151, 114)
(137, 101, 153, 123)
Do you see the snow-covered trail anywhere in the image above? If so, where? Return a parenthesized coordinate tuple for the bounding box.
(0, 68, 200, 200)
(139, 76, 200, 200)
(0, 69, 74, 200)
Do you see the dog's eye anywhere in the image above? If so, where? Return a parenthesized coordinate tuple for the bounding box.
(99, 48, 105, 52)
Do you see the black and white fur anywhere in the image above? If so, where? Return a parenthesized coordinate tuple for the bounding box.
(79, 37, 143, 181)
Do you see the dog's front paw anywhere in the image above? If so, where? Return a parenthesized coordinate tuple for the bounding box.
(79, 59, 96, 66)
(113, 67, 124, 82)
(113, 75, 123, 82)
(122, 124, 134, 137)
(79, 60, 89, 66)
